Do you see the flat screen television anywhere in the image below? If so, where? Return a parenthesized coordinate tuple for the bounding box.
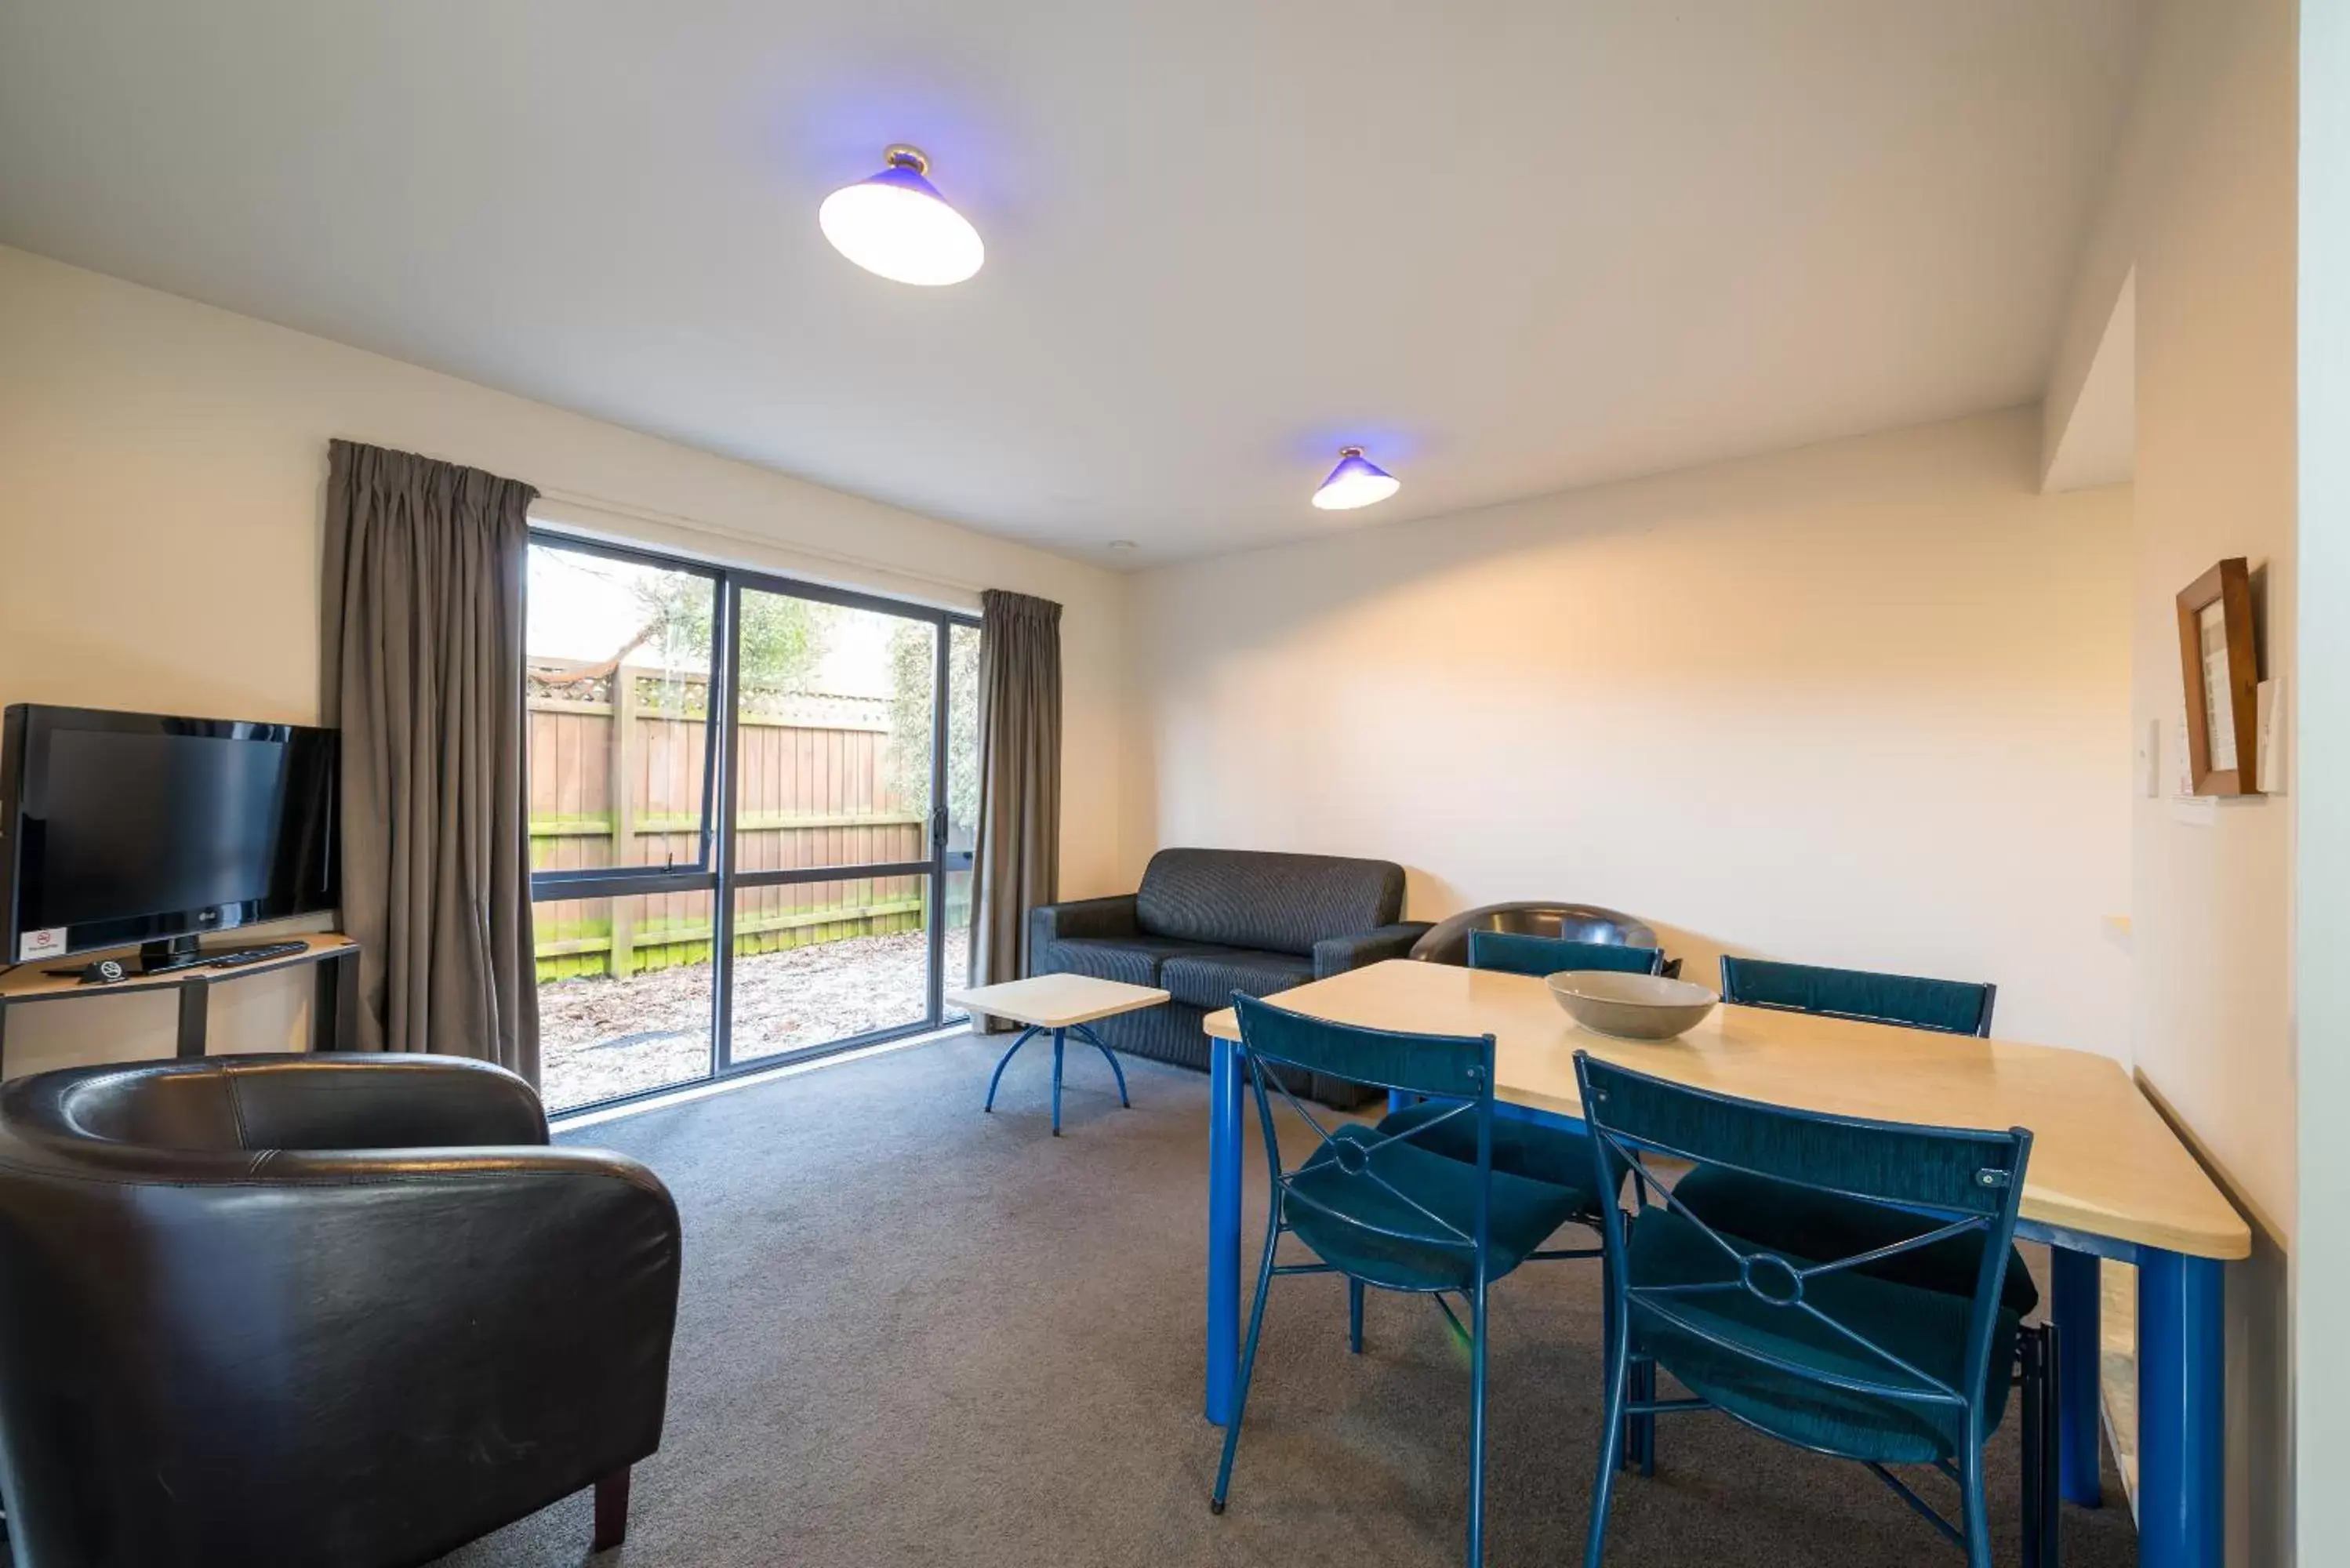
(1, 705, 338, 969)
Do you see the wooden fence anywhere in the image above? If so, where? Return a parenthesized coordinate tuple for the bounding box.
(529, 660, 929, 982)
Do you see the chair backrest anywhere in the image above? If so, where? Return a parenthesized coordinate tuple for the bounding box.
(1573, 1052, 2030, 1426)
(1467, 929, 1664, 979)
(1718, 956, 1996, 1037)
(27, 1054, 547, 1153)
(1233, 993, 1498, 1254)
(1408, 901, 1658, 964)
(1135, 848, 1406, 955)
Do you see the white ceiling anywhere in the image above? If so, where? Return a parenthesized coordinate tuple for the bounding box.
(0, 1, 2144, 567)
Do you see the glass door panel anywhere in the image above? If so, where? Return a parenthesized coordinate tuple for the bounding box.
(945, 622, 981, 861)
(536, 890, 715, 1112)
(944, 620, 982, 865)
(728, 879, 931, 1062)
(937, 622, 982, 1004)
(732, 590, 935, 873)
(940, 864, 975, 1002)
(526, 542, 717, 875)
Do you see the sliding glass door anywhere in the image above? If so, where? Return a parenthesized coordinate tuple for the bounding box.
(722, 587, 939, 1065)
(526, 533, 980, 1113)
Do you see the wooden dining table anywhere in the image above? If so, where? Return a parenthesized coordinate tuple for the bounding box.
(1200, 959, 2250, 1568)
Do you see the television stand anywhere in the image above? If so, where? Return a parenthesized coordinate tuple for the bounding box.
(0, 934, 359, 1073)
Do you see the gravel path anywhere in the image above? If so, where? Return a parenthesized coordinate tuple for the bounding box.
(539, 927, 971, 1111)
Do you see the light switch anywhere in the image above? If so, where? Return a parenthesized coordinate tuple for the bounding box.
(2257, 677, 2284, 793)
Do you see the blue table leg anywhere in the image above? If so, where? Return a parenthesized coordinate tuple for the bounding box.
(1206, 1034, 1244, 1425)
(2138, 1250, 2224, 1568)
(1051, 1027, 1066, 1136)
(982, 1025, 1043, 1112)
(1073, 1022, 1130, 1107)
(2050, 1244, 2104, 1508)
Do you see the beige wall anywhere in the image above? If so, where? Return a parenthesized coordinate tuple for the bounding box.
(0, 244, 1132, 1077)
(1132, 408, 2134, 1058)
(2041, 0, 2300, 1559)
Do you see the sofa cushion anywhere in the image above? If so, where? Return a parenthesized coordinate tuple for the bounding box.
(1135, 848, 1406, 956)
(1158, 949, 1317, 1011)
(1033, 935, 1226, 989)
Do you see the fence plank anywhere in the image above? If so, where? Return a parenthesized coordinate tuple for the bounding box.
(609, 666, 639, 975)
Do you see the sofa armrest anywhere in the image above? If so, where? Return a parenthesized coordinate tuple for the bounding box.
(1313, 922, 1435, 978)
(1029, 893, 1141, 950)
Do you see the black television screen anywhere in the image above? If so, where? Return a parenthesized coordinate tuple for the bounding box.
(2, 706, 338, 964)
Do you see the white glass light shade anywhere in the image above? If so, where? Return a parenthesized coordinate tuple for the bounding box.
(1311, 448, 1400, 510)
(819, 147, 983, 286)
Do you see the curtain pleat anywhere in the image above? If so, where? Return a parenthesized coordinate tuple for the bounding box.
(321, 440, 539, 1080)
(970, 590, 1062, 1029)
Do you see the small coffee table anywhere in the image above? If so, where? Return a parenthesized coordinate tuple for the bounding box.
(946, 974, 1169, 1135)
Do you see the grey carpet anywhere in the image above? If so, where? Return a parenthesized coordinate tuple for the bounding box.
(436, 1032, 2140, 1568)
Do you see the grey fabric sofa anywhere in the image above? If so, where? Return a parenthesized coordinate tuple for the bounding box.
(1027, 848, 1429, 1108)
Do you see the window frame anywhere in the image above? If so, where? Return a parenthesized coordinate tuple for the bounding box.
(525, 532, 728, 898)
(525, 526, 981, 1112)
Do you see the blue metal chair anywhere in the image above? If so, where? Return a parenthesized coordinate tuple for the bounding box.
(1689, 953, 2054, 1558)
(1575, 1053, 2052, 1568)
(1381, 936, 1651, 1469)
(1211, 994, 1589, 1566)
(1382, 930, 1618, 1215)
(1689, 956, 2008, 1234)
(1718, 955, 1997, 1036)
(1464, 930, 1665, 978)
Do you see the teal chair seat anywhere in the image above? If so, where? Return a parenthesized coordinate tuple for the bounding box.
(1626, 1205, 2021, 1465)
(1669, 1166, 2040, 1317)
(1288, 1125, 1588, 1292)
(1378, 1098, 1602, 1214)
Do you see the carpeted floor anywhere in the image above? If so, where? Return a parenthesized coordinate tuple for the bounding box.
(437, 1032, 2140, 1568)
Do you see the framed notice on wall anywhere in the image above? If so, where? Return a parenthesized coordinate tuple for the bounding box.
(2174, 557, 2261, 797)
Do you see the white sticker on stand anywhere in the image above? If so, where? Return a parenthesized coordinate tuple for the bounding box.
(19, 927, 66, 961)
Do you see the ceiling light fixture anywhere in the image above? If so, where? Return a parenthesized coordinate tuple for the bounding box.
(1311, 447, 1400, 510)
(819, 145, 984, 286)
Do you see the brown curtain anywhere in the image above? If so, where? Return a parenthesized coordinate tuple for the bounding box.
(321, 440, 540, 1080)
(970, 590, 1062, 1026)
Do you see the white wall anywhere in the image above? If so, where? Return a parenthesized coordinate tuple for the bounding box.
(2040, 0, 2299, 1559)
(0, 244, 1133, 1077)
(1133, 408, 2134, 1058)
(2297, 1, 2347, 1559)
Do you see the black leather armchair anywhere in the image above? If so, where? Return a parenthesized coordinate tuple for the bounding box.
(0, 1052, 681, 1568)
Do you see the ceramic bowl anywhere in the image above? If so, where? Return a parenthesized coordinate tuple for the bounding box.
(1545, 970, 1720, 1042)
